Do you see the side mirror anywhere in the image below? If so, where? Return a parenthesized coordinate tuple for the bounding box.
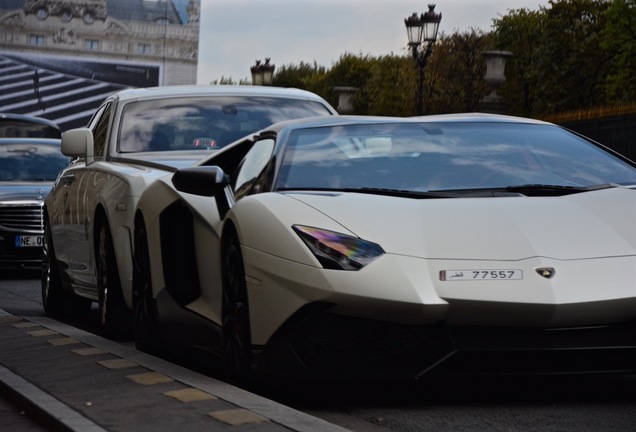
(172, 166, 232, 218)
(171, 166, 230, 197)
(61, 128, 94, 162)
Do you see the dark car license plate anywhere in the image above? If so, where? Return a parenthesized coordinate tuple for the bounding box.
(15, 235, 43, 247)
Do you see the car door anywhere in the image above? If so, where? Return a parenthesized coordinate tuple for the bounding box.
(60, 102, 112, 291)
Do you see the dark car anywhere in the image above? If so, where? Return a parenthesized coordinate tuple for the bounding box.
(0, 113, 61, 139)
(0, 137, 68, 269)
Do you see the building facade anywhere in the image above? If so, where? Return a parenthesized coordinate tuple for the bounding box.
(0, 0, 200, 129)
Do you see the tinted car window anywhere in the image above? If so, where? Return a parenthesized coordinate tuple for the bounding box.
(0, 141, 68, 181)
(277, 122, 636, 192)
(92, 102, 112, 159)
(0, 116, 61, 139)
(117, 96, 332, 153)
(233, 138, 275, 199)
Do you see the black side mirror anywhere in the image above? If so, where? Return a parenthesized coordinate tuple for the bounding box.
(171, 166, 230, 197)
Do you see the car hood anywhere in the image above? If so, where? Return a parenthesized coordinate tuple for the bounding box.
(118, 151, 212, 170)
(0, 182, 52, 202)
(286, 187, 636, 261)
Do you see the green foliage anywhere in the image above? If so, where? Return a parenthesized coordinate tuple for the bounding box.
(272, 61, 327, 94)
(209, 76, 250, 85)
(492, 8, 546, 115)
(426, 30, 494, 114)
(601, 0, 636, 101)
(209, 0, 636, 118)
(493, 0, 623, 117)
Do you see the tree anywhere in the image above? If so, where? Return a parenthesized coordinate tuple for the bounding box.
(539, 0, 611, 112)
(425, 29, 494, 114)
(209, 76, 249, 85)
(214, 0, 635, 118)
(365, 55, 415, 116)
(493, 0, 612, 116)
(272, 61, 327, 95)
(601, 0, 636, 101)
(492, 8, 545, 116)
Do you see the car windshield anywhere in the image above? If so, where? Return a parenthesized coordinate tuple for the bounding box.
(276, 122, 636, 194)
(0, 142, 68, 181)
(118, 96, 332, 153)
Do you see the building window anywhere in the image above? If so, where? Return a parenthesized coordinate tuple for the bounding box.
(83, 12, 95, 24)
(59, 8, 72, 22)
(36, 7, 48, 20)
(137, 43, 151, 55)
(28, 34, 44, 46)
(85, 39, 100, 50)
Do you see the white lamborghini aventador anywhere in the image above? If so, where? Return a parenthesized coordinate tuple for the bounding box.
(132, 114, 636, 381)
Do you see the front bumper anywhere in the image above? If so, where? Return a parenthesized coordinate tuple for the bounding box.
(0, 234, 42, 269)
(254, 304, 636, 379)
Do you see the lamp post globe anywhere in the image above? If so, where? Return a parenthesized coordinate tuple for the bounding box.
(404, 4, 441, 115)
(250, 58, 275, 86)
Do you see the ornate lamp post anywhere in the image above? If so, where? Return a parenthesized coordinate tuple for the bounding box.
(404, 4, 442, 115)
(250, 58, 275, 86)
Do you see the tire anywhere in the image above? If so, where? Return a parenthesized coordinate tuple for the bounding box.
(41, 218, 90, 316)
(132, 222, 161, 353)
(96, 222, 130, 337)
(221, 229, 253, 384)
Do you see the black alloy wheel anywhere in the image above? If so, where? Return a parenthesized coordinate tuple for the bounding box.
(96, 222, 130, 337)
(221, 230, 253, 384)
(132, 223, 161, 353)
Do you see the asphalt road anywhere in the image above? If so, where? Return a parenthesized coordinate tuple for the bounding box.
(2, 273, 636, 432)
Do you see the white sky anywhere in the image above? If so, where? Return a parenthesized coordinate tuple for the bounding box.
(196, 0, 549, 85)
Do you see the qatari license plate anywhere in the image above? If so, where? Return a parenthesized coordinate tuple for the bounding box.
(440, 269, 523, 281)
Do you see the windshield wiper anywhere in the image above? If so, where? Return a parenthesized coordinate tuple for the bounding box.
(279, 187, 458, 198)
(504, 183, 617, 196)
(279, 183, 619, 198)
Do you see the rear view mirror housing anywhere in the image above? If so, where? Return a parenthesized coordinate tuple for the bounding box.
(171, 166, 230, 197)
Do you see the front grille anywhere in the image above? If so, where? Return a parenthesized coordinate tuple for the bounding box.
(0, 202, 44, 233)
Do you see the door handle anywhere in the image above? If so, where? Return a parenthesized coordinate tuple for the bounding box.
(61, 175, 75, 186)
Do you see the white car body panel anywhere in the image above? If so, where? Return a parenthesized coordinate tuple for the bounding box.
(226, 189, 636, 343)
(138, 184, 636, 345)
(45, 85, 337, 315)
(133, 114, 636, 377)
(283, 188, 636, 261)
(48, 155, 201, 303)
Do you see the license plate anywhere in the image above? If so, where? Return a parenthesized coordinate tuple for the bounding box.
(440, 269, 523, 281)
(15, 235, 43, 248)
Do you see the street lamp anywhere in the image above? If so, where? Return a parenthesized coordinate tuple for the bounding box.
(250, 58, 275, 86)
(404, 4, 442, 115)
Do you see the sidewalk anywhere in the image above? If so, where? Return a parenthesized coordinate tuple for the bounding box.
(0, 308, 350, 432)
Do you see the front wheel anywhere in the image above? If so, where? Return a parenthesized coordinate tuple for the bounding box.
(222, 230, 253, 384)
(96, 222, 130, 337)
(41, 218, 90, 316)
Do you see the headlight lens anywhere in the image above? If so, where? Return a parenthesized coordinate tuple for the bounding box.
(293, 225, 384, 270)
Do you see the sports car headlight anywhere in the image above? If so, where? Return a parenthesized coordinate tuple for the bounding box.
(292, 225, 384, 271)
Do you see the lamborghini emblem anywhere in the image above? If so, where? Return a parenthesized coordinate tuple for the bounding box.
(536, 267, 555, 279)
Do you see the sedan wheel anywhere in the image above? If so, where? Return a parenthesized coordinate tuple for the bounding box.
(132, 223, 161, 353)
(41, 218, 90, 316)
(96, 223, 130, 337)
(222, 231, 252, 384)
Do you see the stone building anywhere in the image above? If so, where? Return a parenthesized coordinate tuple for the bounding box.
(0, 0, 200, 129)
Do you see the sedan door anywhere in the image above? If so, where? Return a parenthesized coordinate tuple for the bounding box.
(58, 102, 112, 293)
